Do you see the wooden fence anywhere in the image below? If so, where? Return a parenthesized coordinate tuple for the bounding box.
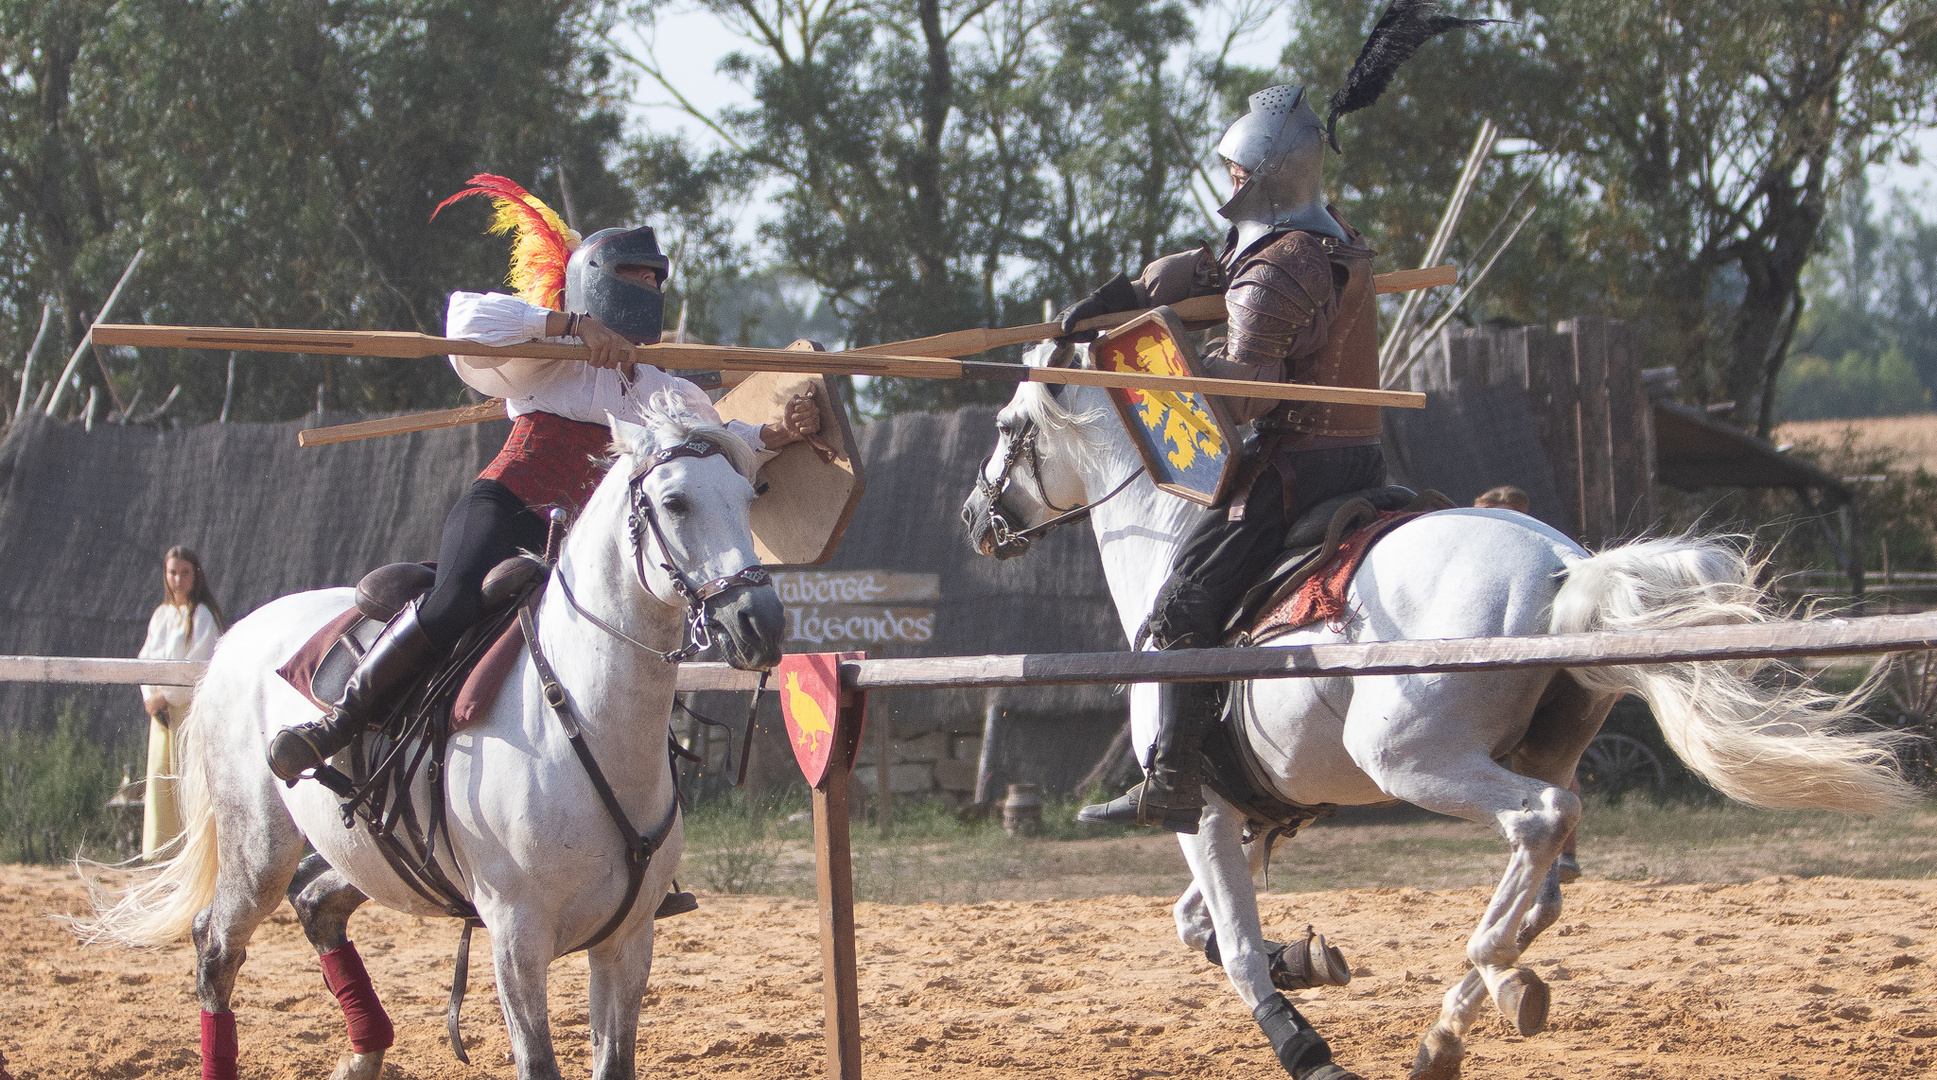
(1405, 317, 1655, 548)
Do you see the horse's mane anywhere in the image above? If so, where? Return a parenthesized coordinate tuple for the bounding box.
(618, 390, 759, 481)
(1013, 342, 1110, 440)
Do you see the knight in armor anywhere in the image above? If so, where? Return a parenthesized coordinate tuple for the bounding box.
(268, 176, 821, 784)
(1072, 4, 1483, 834)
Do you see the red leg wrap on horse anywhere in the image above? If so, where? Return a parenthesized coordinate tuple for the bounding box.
(319, 942, 396, 1053)
(199, 1010, 238, 1080)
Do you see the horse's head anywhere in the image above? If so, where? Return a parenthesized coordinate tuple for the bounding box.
(960, 341, 1115, 560)
(607, 392, 785, 670)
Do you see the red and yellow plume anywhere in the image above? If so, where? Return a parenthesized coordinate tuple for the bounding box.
(431, 174, 581, 311)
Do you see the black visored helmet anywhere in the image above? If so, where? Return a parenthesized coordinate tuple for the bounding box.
(565, 226, 672, 344)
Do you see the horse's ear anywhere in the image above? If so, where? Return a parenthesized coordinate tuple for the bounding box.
(1035, 339, 1092, 370)
(1022, 340, 1068, 369)
(607, 412, 650, 458)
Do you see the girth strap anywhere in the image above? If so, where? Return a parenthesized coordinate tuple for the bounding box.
(518, 599, 675, 954)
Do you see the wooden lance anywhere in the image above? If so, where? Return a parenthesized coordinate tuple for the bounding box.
(91, 264, 1453, 446)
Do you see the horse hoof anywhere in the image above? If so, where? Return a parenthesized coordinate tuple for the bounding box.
(328, 1051, 383, 1080)
(1409, 1026, 1463, 1080)
(1492, 967, 1550, 1036)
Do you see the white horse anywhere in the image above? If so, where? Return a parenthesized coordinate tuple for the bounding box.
(960, 346, 1913, 1080)
(79, 394, 784, 1080)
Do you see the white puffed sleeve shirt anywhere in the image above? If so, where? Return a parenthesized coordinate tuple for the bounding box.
(444, 292, 766, 450)
(137, 603, 218, 712)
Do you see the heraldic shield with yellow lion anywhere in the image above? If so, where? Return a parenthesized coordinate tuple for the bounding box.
(1091, 307, 1241, 506)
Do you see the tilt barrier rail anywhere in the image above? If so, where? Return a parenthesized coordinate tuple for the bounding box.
(9, 609, 1937, 690)
(9, 609, 1937, 1080)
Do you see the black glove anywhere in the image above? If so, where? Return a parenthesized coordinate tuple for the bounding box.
(1055, 272, 1143, 335)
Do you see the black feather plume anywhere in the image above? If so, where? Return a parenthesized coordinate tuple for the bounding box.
(1324, 0, 1494, 152)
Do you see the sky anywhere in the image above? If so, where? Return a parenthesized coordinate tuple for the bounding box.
(607, 2, 1289, 250)
(608, 6, 1937, 251)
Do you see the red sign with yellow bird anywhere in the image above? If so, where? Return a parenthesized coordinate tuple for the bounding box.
(1090, 306, 1241, 507)
(777, 651, 866, 788)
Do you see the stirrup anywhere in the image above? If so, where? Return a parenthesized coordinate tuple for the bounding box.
(1076, 782, 1203, 834)
(653, 889, 700, 920)
(268, 722, 340, 784)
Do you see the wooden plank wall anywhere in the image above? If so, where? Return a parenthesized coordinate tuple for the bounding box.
(1407, 318, 1656, 547)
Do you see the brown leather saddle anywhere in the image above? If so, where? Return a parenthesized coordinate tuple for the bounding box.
(276, 558, 551, 918)
(297, 558, 543, 713)
(1222, 485, 1454, 641)
(282, 557, 698, 928)
(1201, 485, 1455, 843)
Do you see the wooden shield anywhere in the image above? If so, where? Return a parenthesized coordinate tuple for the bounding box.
(713, 366, 866, 566)
(778, 651, 866, 787)
(1090, 307, 1241, 506)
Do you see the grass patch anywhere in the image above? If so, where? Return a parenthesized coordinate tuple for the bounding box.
(679, 787, 1189, 903)
(0, 699, 143, 865)
(674, 786, 1937, 903)
(1574, 792, 1937, 883)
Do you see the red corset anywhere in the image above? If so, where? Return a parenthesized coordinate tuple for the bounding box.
(478, 412, 612, 516)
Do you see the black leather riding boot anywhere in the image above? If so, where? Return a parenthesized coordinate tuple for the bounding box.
(267, 605, 444, 783)
(1076, 680, 1221, 834)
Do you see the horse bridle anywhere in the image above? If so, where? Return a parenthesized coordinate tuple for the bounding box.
(557, 437, 771, 664)
(975, 419, 1144, 558)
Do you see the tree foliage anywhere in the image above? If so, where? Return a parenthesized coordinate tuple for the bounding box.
(1285, 0, 1937, 436)
(1791, 183, 1937, 416)
(616, 0, 1229, 413)
(0, 0, 631, 423)
(8, 0, 1932, 429)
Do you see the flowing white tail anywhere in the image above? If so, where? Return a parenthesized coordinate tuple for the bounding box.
(72, 700, 221, 947)
(1553, 536, 1916, 815)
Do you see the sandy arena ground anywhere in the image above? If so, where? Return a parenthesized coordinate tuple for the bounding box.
(3, 864, 1936, 1079)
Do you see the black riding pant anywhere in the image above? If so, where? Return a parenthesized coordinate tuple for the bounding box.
(1145, 444, 1386, 650)
(417, 479, 549, 652)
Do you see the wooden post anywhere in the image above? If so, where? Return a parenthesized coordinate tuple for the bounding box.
(48, 248, 144, 418)
(1568, 317, 1615, 547)
(971, 699, 1002, 812)
(14, 303, 53, 422)
(813, 689, 865, 1080)
(1462, 326, 1481, 385)
(873, 704, 893, 839)
(1500, 326, 1531, 390)
(1604, 320, 1656, 537)
(1532, 325, 1583, 541)
(1078, 718, 1134, 793)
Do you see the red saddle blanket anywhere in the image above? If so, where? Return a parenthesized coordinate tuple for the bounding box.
(1245, 510, 1428, 642)
(277, 611, 527, 734)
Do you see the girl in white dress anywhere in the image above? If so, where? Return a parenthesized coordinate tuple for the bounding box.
(137, 546, 225, 859)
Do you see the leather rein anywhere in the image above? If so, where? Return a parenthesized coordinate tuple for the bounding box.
(525, 435, 773, 953)
(555, 436, 772, 664)
(976, 419, 1144, 556)
(341, 435, 775, 1063)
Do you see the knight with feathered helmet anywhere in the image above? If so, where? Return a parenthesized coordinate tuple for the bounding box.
(1067, 2, 1488, 838)
(268, 176, 821, 783)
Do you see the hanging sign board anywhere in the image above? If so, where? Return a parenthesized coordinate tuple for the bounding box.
(1090, 307, 1241, 507)
(772, 571, 940, 649)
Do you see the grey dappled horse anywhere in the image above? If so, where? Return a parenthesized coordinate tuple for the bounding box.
(961, 344, 1912, 1079)
(80, 393, 783, 1080)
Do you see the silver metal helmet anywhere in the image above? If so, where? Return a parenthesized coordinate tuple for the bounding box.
(1215, 84, 1346, 254)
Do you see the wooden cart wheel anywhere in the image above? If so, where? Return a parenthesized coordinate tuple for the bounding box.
(1579, 732, 1666, 793)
